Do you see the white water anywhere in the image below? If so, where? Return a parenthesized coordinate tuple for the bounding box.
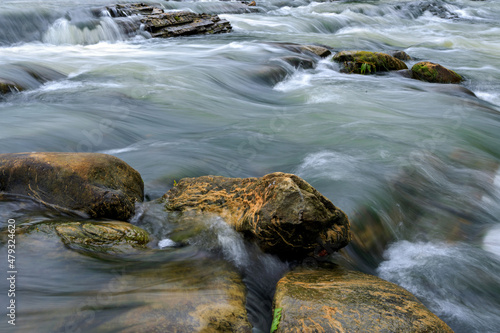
(1, 0, 500, 332)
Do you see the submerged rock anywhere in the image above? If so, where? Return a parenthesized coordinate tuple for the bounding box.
(20, 220, 150, 254)
(333, 50, 408, 74)
(162, 172, 350, 258)
(411, 61, 463, 84)
(0, 63, 65, 96)
(0, 78, 24, 94)
(61, 258, 252, 332)
(0, 152, 143, 220)
(272, 266, 453, 333)
(105, 3, 232, 38)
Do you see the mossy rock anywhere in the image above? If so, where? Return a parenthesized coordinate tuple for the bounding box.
(411, 61, 463, 84)
(333, 50, 408, 74)
(162, 172, 350, 259)
(272, 266, 453, 333)
(0, 152, 144, 220)
(21, 220, 151, 254)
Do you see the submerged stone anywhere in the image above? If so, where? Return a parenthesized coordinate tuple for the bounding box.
(162, 172, 350, 259)
(333, 50, 408, 74)
(0, 152, 144, 220)
(59, 258, 252, 332)
(411, 61, 463, 84)
(21, 220, 150, 254)
(272, 266, 454, 333)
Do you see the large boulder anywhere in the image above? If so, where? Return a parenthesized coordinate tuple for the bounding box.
(0, 152, 143, 220)
(272, 266, 453, 333)
(411, 61, 463, 84)
(162, 172, 350, 258)
(333, 50, 408, 74)
(105, 3, 232, 38)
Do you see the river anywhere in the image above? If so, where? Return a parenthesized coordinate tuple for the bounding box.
(1, 0, 500, 332)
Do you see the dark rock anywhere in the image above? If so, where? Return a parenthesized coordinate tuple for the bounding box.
(275, 56, 315, 70)
(273, 266, 454, 333)
(390, 50, 412, 61)
(0, 78, 24, 95)
(162, 172, 350, 259)
(105, 4, 232, 38)
(270, 42, 332, 58)
(0, 63, 65, 96)
(0, 152, 143, 220)
(395, 69, 413, 78)
(333, 50, 408, 74)
(250, 65, 290, 86)
(411, 61, 463, 84)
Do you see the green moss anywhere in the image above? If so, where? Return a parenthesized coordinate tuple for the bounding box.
(270, 307, 282, 333)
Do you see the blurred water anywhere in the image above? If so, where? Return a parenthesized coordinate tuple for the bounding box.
(1, 0, 500, 332)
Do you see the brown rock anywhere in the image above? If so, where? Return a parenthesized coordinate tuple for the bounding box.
(0, 152, 143, 220)
(272, 266, 454, 333)
(20, 220, 151, 254)
(411, 61, 463, 84)
(0, 78, 24, 95)
(390, 50, 413, 61)
(62, 258, 252, 332)
(333, 50, 408, 74)
(162, 172, 350, 258)
(300, 45, 332, 58)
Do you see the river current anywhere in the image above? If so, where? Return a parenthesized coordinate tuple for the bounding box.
(1, 0, 500, 332)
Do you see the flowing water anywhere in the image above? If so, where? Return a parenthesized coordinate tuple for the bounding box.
(1, 0, 500, 332)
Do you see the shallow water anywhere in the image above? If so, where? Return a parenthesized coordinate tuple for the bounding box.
(1, 0, 500, 332)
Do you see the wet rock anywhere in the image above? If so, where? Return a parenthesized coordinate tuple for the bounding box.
(61, 258, 252, 332)
(390, 50, 412, 61)
(272, 266, 453, 333)
(0, 78, 24, 95)
(105, 3, 232, 38)
(162, 172, 350, 259)
(249, 65, 290, 86)
(300, 45, 332, 58)
(411, 61, 463, 84)
(20, 220, 150, 254)
(333, 50, 408, 74)
(0, 63, 65, 96)
(275, 56, 315, 70)
(395, 68, 413, 78)
(0, 152, 143, 220)
(270, 42, 332, 58)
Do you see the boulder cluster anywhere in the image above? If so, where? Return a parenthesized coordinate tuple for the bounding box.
(0, 152, 453, 332)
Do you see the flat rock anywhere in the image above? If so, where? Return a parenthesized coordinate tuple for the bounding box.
(272, 266, 454, 333)
(0, 152, 143, 220)
(162, 172, 350, 259)
(105, 3, 232, 38)
(20, 220, 150, 254)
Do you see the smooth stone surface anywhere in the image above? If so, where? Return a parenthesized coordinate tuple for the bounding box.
(272, 266, 454, 333)
(0, 152, 143, 220)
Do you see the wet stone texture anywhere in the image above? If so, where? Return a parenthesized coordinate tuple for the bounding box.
(273, 266, 454, 333)
(105, 3, 232, 38)
(162, 172, 350, 259)
(0, 152, 144, 220)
